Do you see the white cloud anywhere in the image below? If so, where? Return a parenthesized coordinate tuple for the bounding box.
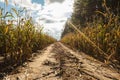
(0, 0, 42, 18)
(43, 22, 65, 40)
(0, 0, 74, 40)
(11, 0, 41, 11)
(0, 0, 4, 2)
(35, 0, 74, 40)
(44, 0, 64, 5)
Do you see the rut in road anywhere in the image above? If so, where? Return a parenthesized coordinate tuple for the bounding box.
(3, 42, 120, 80)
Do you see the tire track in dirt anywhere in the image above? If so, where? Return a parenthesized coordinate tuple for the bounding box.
(54, 42, 120, 80)
(3, 43, 61, 80)
(2, 42, 120, 80)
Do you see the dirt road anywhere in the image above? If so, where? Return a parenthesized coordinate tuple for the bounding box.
(2, 42, 120, 80)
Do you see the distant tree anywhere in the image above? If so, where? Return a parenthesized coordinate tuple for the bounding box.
(71, 0, 120, 27)
(61, 21, 74, 38)
(61, 0, 120, 37)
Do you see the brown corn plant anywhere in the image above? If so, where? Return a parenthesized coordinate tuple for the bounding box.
(61, 0, 120, 64)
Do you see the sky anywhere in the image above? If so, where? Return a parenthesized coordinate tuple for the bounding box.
(0, 0, 74, 40)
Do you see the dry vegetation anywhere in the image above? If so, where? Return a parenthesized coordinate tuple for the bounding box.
(0, 2, 56, 74)
(61, 0, 120, 67)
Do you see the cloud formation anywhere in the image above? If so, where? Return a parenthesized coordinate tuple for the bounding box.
(0, 0, 74, 40)
(44, 0, 65, 5)
(11, 0, 42, 11)
(37, 0, 74, 40)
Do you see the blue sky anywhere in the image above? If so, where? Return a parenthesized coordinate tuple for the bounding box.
(32, 0, 44, 5)
(0, 0, 74, 40)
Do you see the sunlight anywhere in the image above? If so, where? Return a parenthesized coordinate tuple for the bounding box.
(0, 0, 120, 79)
(0, 0, 74, 40)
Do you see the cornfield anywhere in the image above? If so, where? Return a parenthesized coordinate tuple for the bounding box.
(0, 2, 56, 72)
(61, 0, 120, 66)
